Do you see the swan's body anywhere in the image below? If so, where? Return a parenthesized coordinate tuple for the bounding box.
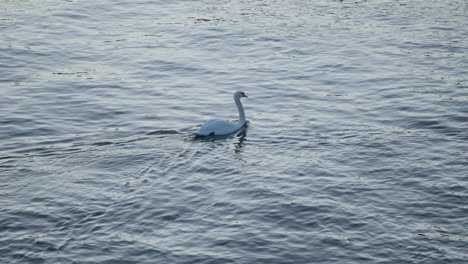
(193, 91, 248, 136)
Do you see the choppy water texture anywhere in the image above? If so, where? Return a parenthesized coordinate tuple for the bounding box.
(1, 0, 468, 263)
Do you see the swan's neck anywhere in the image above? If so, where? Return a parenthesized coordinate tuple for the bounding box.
(234, 95, 246, 123)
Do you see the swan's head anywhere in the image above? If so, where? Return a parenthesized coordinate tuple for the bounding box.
(235, 91, 248, 98)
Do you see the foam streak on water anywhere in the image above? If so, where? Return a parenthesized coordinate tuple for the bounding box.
(1, 0, 467, 263)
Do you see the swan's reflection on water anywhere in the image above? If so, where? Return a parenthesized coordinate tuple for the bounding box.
(234, 125, 248, 154)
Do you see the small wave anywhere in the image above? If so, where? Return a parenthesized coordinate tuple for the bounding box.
(92, 141, 114, 146)
(146, 130, 180, 136)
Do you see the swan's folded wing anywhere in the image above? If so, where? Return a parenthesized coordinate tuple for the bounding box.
(193, 119, 241, 136)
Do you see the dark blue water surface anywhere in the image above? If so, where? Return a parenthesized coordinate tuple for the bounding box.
(1, 0, 467, 263)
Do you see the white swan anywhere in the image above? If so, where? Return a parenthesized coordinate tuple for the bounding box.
(193, 91, 248, 136)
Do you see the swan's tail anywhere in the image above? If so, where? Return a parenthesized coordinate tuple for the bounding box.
(193, 130, 216, 136)
(193, 131, 210, 136)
